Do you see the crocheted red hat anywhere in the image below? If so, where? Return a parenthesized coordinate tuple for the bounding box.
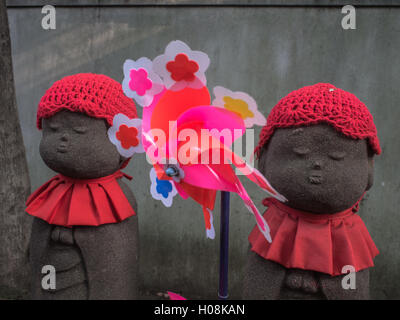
(37, 73, 137, 129)
(255, 83, 381, 157)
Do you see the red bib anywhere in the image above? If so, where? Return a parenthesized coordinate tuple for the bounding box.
(26, 171, 135, 227)
(249, 198, 379, 276)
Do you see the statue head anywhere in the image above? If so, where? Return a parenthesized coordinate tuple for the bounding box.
(256, 83, 380, 213)
(37, 73, 138, 179)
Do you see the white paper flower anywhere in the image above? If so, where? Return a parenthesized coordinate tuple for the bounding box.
(212, 86, 266, 128)
(149, 167, 178, 207)
(203, 207, 215, 240)
(107, 113, 145, 158)
(153, 40, 210, 91)
(122, 57, 164, 107)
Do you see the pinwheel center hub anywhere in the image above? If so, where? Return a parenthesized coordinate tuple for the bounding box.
(165, 166, 179, 177)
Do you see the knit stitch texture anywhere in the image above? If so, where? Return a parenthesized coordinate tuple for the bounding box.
(255, 83, 381, 157)
(37, 73, 137, 129)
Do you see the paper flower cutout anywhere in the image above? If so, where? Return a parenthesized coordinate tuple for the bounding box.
(150, 167, 178, 207)
(129, 69, 152, 96)
(116, 125, 140, 149)
(108, 113, 145, 158)
(212, 86, 266, 128)
(153, 40, 210, 91)
(167, 53, 199, 82)
(122, 57, 164, 107)
(203, 207, 215, 240)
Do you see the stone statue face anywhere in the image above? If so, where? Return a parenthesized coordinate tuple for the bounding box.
(258, 123, 374, 214)
(40, 110, 124, 179)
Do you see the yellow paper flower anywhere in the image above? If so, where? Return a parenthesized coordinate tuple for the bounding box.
(212, 86, 266, 128)
(223, 96, 254, 119)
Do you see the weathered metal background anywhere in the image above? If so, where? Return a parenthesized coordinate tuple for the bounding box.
(6, 1, 400, 299)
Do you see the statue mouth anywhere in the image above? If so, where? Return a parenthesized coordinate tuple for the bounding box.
(57, 144, 68, 153)
(308, 175, 323, 184)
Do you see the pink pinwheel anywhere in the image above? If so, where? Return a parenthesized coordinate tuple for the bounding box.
(140, 82, 286, 243)
(143, 87, 284, 241)
(122, 40, 286, 243)
(122, 40, 287, 299)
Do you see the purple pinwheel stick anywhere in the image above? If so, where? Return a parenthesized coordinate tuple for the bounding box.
(219, 191, 230, 300)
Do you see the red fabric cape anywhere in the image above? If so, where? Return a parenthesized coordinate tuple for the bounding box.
(249, 198, 379, 276)
(26, 170, 135, 227)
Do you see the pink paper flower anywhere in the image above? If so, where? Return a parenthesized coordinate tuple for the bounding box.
(129, 68, 153, 96)
(122, 57, 164, 107)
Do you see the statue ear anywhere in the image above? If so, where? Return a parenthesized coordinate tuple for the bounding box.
(257, 147, 268, 176)
(366, 152, 374, 191)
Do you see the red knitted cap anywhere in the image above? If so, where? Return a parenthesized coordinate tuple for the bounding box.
(37, 73, 137, 129)
(255, 83, 381, 157)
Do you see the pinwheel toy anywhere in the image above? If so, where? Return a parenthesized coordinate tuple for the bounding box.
(116, 40, 287, 299)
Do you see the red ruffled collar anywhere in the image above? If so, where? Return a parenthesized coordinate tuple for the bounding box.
(26, 170, 135, 227)
(249, 198, 379, 276)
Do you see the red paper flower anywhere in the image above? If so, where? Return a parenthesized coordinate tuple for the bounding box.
(116, 125, 139, 149)
(166, 53, 199, 82)
(152, 40, 210, 90)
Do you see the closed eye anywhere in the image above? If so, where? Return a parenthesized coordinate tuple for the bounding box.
(293, 147, 310, 156)
(49, 123, 60, 131)
(73, 126, 88, 134)
(329, 151, 346, 160)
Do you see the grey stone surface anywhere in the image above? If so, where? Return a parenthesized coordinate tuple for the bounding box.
(7, 4, 400, 299)
(6, 1, 400, 7)
(40, 110, 125, 179)
(0, 0, 31, 300)
(243, 251, 370, 299)
(29, 108, 139, 299)
(259, 124, 374, 214)
(244, 123, 373, 299)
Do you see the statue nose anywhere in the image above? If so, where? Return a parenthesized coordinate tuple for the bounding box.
(61, 133, 69, 142)
(312, 160, 322, 170)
